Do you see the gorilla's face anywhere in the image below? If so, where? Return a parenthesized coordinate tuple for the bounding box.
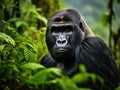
(46, 10, 84, 63)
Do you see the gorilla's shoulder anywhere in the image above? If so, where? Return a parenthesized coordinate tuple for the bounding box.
(76, 37, 114, 65)
(82, 37, 107, 46)
(81, 37, 109, 51)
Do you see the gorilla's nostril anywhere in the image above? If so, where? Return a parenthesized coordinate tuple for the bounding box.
(62, 40, 67, 44)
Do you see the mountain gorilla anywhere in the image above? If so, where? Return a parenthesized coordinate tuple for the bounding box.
(41, 9, 119, 89)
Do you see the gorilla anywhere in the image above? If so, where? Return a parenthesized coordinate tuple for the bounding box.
(41, 9, 119, 89)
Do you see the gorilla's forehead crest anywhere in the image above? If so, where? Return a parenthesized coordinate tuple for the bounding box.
(47, 9, 94, 38)
(49, 9, 81, 23)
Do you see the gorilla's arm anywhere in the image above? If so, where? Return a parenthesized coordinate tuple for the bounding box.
(41, 54, 78, 76)
(76, 37, 119, 88)
(41, 54, 57, 68)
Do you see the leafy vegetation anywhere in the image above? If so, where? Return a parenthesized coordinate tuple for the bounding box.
(0, 0, 119, 90)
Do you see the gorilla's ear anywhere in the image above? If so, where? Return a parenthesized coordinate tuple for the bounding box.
(79, 21, 84, 32)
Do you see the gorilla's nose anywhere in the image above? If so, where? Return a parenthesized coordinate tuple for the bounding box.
(56, 39, 67, 47)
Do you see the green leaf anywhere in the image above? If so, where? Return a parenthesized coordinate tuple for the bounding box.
(0, 33, 15, 45)
(56, 77, 80, 90)
(37, 14, 47, 25)
(79, 64, 87, 73)
(72, 73, 88, 83)
(25, 68, 62, 85)
(25, 69, 49, 85)
(72, 73, 104, 86)
(115, 85, 120, 90)
(24, 45, 37, 62)
(47, 68, 63, 77)
(20, 63, 45, 70)
(0, 44, 5, 52)
(25, 44, 36, 53)
(89, 74, 104, 84)
(8, 18, 28, 28)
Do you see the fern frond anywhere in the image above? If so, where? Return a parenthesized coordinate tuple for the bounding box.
(24, 46, 37, 62)
(0, 33, 15, 46)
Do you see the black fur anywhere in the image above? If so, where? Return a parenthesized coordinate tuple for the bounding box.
(41, 9, 119, 90)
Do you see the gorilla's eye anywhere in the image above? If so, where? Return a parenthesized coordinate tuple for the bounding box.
(51, 27, 58, 33)
(64, 26, 73, 33)
(65, 29, 71, 32)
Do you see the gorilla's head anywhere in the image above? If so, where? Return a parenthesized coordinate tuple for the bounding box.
(46, 9, 88, 63)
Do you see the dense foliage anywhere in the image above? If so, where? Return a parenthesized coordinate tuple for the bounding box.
(0, 0, 119, 90)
